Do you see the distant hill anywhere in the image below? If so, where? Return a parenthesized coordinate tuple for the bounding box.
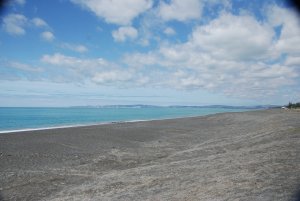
(71, 105, 279, 109)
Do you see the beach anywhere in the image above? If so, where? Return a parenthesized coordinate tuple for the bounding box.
(0, 109, 299, 200)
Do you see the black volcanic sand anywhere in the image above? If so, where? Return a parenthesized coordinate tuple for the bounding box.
(0, 109, 299, 201)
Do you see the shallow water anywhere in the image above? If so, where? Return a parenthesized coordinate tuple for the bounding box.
(0, 106, 250, 132)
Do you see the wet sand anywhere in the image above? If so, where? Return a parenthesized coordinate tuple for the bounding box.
(0, 109, 299, 201)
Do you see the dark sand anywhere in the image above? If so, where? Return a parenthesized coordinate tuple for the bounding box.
(0, 109, 299, 201)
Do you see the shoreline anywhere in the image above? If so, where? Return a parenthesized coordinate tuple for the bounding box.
(0, 109, 299, 201)
(0, 109, 257, 134)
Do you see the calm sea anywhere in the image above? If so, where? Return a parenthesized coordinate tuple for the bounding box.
(0, 107, 251, 132)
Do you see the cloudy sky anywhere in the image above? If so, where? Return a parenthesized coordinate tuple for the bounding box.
(0, 0, 299, 106)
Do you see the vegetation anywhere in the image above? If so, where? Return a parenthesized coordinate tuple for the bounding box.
(286, 102, 300, 109)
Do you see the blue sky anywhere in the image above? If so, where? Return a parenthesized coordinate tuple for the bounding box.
(0, 0, 299, 106)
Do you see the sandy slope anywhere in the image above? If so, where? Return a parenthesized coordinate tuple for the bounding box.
(0, 109, 299, 201)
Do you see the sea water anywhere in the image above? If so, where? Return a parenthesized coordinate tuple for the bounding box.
(0, 106, 251, 133)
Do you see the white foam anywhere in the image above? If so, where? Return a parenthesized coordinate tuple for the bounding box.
(0, 122, 109, 134)
(0, 116, 192, 134)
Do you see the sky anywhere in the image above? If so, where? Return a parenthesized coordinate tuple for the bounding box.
(0, 0, 299, 106)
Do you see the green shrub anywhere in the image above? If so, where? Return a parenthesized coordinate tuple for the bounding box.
(286, 102, 300, 109)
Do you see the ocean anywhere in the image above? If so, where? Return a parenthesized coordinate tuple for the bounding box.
(0, 106, 253, 133)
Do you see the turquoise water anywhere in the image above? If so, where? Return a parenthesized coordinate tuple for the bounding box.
(0, 107, 250, 132)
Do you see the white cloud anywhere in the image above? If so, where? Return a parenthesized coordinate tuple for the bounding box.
(40, 53, 149, 86)
(158, 0, 203, 22)
(163, 27, 176, 35)
(4, 4, 298, 101)
(122, 9, 299, 99)
(285, 56, 300, 66)
(41, 53, 112, 82)
(2, 14, 28, 35)
(41, 31, 55, 42)
(42, 53, 83, 66)
(92, 70, 132, 84)
(35, 6, 300, 100)
(41, 53, 116, 73)
(32, 18, 48, 28)
(267, 5, 300, 56)
(112, 26, 138, 42)
(3, 14, 52, 38)
(70, 0, 153, 25)
(61, 43, 88, 53)
(189, 12, 274, 60)
(136, 9, 163, 46)
(123, 52, 157, 67)
(70, 45, 88, 53)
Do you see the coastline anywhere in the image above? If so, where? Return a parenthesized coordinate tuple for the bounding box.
(0, 109, 299, 200)
(0, 109, 255, 134)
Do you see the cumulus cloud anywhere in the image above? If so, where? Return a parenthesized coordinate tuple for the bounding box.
(2, 14, 28, 35)
(41, 53, 85, 66)
(4, 3, 299, 101)
(122, 7, 300, 99)
(285, 56, 300, 66)
(3, 14, 51, 37)
(112, 26, 138, 42)
(41, 53, 113, 82)
(70, 0, 153, 25)
(41, 31, 55, 42)
(189, 12, 274, 60)
(41, 53, 148, 86)
(158, 0, 203, 22)
(41, 53, 118, 74)
(267, 5, 300, 56)
(92, 70, 132, 84)
(32, 18, 48, 28)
